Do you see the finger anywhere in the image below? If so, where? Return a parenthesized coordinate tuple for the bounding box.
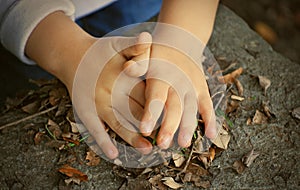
(129, 80, 146, 107)
(140, 79, 169, 136)
(177, 92, 198, 148)
(79, 112, 119, 159)
(198, 91, 217, 139)
(122, 32, 152, 77)
(156, 88, 182, 149)
(101, 106, 153, 154)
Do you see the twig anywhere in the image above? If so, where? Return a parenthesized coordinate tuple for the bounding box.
(0, 106, 58, 130)
(176, 144, 195, 178)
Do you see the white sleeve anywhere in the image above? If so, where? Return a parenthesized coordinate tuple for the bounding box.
(0, 0, 75, 65)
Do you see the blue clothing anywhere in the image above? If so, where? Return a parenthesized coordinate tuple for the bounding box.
(76, 0, 162, 37)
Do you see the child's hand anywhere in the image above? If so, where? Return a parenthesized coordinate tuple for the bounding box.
(141, 44, 216, 149)
(71, 32, 153, 159)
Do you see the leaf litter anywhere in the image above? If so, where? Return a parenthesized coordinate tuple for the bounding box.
(0, 60, 270, 189)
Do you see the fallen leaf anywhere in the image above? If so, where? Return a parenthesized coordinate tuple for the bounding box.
(232, 160, 246, 174)
(258, 75, 271, 95)
(182, 172, 192, 182)
(47, 119, 62, 139)
(21, 101, 40, 114)
(220, 67, 243, 84)
(231, 95, 245, 101)
(194, 180, 211, 189)
(226, 100, 240, 114)
(262, 101, 275, 118)
(187, 163, 210, 177)
(86, 149, 100, 166)
(34, 131, 45, 145)
(252, 110, 268, 124)
(64, 177, 81, 185)
(234, 78, 244, 96)
(242, 149, 260, 167)
(149, 174, 167, 190)
(211, 127, 230, 149)
(291, 107, 300, 120)
(172, 152, 185, 167)
(49, 87, 67, 106)
(254, 21, 278, 44)
(58, 164, 88, 182)
(161, 177, 183, 189)
(246, 117, 252, 125)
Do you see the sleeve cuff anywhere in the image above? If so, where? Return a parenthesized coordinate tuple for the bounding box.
(0, 0, 75, 65)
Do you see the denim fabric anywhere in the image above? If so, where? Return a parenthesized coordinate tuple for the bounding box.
(76, 0, 162, 37)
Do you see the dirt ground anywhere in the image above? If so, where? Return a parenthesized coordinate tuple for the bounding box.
(0, 4, 299, 190)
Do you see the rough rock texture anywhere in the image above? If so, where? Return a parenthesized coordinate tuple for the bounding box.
(0, 5, 299, 190)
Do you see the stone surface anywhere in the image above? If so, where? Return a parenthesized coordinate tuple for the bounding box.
(0, 5, 299, 190)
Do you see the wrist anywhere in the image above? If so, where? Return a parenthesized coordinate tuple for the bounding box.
(25, 11, 96, 89)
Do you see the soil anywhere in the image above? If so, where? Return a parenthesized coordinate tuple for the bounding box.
(0, 4, 299, 190)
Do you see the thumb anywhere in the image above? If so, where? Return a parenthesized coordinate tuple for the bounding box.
(121, 32, 152, 77)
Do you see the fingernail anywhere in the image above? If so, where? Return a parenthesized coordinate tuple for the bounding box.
(183, 134, 191, 147)
(141, 120, 153, 135)
(107, 149, 118, 159)
(159, 136, 171, 149)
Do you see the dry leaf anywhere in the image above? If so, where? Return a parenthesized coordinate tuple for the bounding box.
(47, 119, 62, 138)
(291, 107, 300, 120)
(183, 172, 192, 182)
(64, 177, 81, 185)
(258, 75, 271, 95)
(252, 110, 268, 124)
(34, 131, 45, 145)
(194, 180, 211, 189)
(231, 95, 245, 101)
(254, 21, 278, 44)
(220, 67, 243, 84)
(149, 174, 167, 190)
(246, 117, 252, 125)
(161, 177, 183, 189)
(58, 164, 88, 182)
(187, 163, 209, 177)
(21, 101, 40, 114)
(232, 160, 246, 174)
(242, 149, 260, 167)
(262, 101, 275, 118)
(226, 100, 240, 114)
(211, 127, 230, 149)
(172, 152, 185, 167)
(86, 149, 100, 166)
(234, 78, 244, 96)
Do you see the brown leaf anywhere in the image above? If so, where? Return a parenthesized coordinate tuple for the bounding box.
(226, 100, 240, 114)
(234, 78, 244, 96)
(219, 67, 243, 84)
(85, 149, 100, 166)
(262, 101, 275, 118)
(172, 152, 185, 168)
(187, 163, 209, 177)
(231, 95, 244, 101)
(161, 177, 183, 189)
(64, 177, 81, 185)
(194, 180, 211, 189)
(182, 172, 192, 183)
(47, 119, 62, 138)
(211, 127, 230, 149)
(21, 101, 40, 114)
(254, 21, 278, 44)
(58, 164, 88, 182)
(149, 174, 167, 190)
(34, 131, 45, 145)
(49, 87, 67, 106)
(246, 117, 252, 125)
(258, 75, 271, 95)
(252, 110, 268, 124)
(232, 160, 246, 174)
(291, 107, 300, 120)
(242, 149, 260, 167)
